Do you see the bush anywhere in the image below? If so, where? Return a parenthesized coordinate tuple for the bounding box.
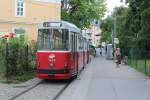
(0, 36, 37, 81)
(0, 39, 7, 79)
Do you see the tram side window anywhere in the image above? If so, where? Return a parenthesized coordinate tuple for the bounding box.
(71, 34, 74, 52)
(78, 37, 81, 50)
(38, 29, 52, 50)
(81, 38, 84, 50)
(70, 34, 75, 59)
(53, 29, 69, 50)
(84, 40, 87, 50)
(78, 36, 83, 50)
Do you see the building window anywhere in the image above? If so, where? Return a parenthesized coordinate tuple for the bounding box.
(16, 0, 25, 17)
(13, 28, 26, 37)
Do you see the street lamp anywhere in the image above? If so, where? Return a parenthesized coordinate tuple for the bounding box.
(112, 16, 117, 53)
(113, 16, 117, 50)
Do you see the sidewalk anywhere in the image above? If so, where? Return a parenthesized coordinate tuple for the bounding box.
(58, 56, 150, 100)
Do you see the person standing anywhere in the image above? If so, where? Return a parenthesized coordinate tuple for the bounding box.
(114, 48, 121, 67)
(99, 47, 102, 56)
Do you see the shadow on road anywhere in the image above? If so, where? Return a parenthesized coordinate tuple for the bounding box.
(42, 78, 74, 85)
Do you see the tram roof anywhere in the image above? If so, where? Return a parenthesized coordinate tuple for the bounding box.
(38, 21, 81, 33)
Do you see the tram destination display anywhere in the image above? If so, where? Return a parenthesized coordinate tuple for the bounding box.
(43, 22, 62, 27)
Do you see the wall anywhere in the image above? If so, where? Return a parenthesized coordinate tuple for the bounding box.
(0, 0, 61, 41)
(0, 0, 61, 23)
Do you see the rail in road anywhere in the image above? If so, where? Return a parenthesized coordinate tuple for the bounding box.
(9, 79, 73, 100)
(9, 81, 43, 100)
(53, 80, 72, 100)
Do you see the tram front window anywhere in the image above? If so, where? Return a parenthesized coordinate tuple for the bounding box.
(38, 29, 69, 51)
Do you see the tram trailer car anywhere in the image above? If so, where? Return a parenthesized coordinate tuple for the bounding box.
(36, 21, 88, 80)
(83, 38, 88, 66)
(86, 41, 90, 64)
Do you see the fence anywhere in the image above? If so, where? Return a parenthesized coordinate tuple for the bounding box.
(0, 38, 37, 82)
(122, 49, 150, 76)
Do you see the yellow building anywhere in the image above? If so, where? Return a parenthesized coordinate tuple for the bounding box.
(0, 0, 61, 41)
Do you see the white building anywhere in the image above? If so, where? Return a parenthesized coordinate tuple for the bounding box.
(82, 20, 102, 47)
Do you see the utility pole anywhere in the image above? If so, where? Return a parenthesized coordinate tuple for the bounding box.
(114, 17, 117, 50)
(112, 30, 114, 52)
(112, 15, 117, 58)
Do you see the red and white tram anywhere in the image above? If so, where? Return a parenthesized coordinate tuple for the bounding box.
(36, 21, 89, 80)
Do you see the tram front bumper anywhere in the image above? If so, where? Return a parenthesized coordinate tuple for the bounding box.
(37, 69, 72, 80)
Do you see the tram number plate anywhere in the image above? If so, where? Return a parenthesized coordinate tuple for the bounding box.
(48, 74, 55, 78)
(50, 70, 55, 74)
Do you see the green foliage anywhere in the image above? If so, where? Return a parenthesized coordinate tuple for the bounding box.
(0, 39, 6, 79)
(0, 36, 37, 82)
(61, 0, 106, 28)
(7, 39, 19, 76)
(125, 0, 150, 50)
(102, 0, 150, 53)
(139, 7, 150, 50)
(101, 16, 113, 43)
(11, 72, 36, 83)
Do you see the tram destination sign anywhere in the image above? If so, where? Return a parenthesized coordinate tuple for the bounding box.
(43, 22, 62, 27)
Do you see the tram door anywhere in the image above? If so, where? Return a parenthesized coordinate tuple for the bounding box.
(74, 33, 78, 74)
(71, 32, 78, 74)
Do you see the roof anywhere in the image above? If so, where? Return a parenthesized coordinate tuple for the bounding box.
(33, 0, 61, 4)
(38, 21, 81, 33)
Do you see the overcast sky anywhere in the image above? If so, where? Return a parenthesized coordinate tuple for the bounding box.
(105, 0, 125, 17)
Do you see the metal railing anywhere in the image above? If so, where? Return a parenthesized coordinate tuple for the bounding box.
(0, 41, 37, 82)
(122, 49, 150, 76)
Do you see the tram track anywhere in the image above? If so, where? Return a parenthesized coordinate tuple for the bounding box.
(9, 80, 43, 100)
(53, 69, 84, 100)
(8, 78, 73, 100)
(52, 79, 73, 100)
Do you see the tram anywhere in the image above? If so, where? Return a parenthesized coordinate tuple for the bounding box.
(36, 21, 89, 80)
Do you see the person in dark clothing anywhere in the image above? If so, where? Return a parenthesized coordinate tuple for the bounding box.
(99, 47, 102, 56)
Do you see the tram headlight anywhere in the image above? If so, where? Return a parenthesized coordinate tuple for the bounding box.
(37, 62, 40, 68)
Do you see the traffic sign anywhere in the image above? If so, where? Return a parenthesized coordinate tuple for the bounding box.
(114, 38, 119, 44)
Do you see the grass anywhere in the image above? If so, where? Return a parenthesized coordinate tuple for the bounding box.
(9, 71, 36, 83)
(129, 59, 150, 76)
(1, 71, 36, 84)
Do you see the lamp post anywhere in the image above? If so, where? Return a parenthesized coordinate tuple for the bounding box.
(113, 16, 117, 50)
(111, 14, 117, 58)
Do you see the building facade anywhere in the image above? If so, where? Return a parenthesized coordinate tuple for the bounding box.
(91, 25, 101, 47)
(0, 0, 61, 41)
(82, 20, 101, 47)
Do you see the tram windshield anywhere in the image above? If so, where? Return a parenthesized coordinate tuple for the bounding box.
(38, 29, 69, 51)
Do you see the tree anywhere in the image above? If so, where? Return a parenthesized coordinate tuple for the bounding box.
(102, 0, 150, 52)
(61, 0, 106, 28)
(101, 16, 113, 43)
(138, 0, 150, 50)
